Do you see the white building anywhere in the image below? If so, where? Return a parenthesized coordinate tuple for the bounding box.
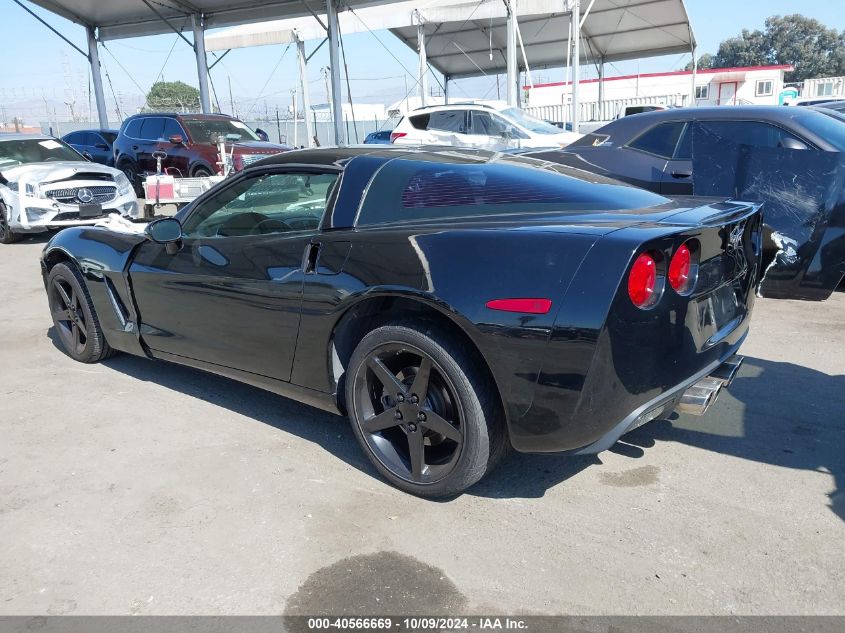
(525, 64, 795, 114)
(802, 76, 845, 99)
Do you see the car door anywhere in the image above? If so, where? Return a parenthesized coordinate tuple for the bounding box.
(659, 122, 693, 195)
(156, 117, 192, 177)
(136, 117, 165, 175)
(88, 133, 113, 165)
(619, 120, 686, 193)
(63, 132, 87, 158)
(427, 110, 471, 146)
(128, 167, 341, 381)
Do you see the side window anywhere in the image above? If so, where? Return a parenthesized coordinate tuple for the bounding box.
(123, 119, 142, 139)
(181, 172, 339, 238)
(627, 122, 684, 158)
(64, 132, 82, 145)
(428, 110, 467, 133)
(162, 118, 184, 140)
(698, 121, 804, 149)
(408, 113, 430, 130)
(674, 123, 692, 160)
(469, 111, 502, 136)
(139, 118, 165, 141)
(81, 132, 98, 146)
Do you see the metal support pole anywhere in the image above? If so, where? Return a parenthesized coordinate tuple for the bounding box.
(572, 0, 581, 133)
(326, 0, 345, 145)
(417, 15, 428, 107)
(192, 14, 211, 113)
(597, 56, 605, 119)
(506, 0, 518, 106)
(690, 46, 698, 106)
(444, 76, 450, 104)
(86, 26, 108, 129)
(297, 35, 315, 147)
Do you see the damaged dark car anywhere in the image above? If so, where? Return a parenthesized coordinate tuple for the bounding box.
(41, 147, 761, 497)
(528, 106, 845, 300)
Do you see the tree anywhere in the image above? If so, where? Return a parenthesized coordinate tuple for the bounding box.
(684, 53, 714, 72)
(710, 14, 845, 82)
(145, 81, 201, 112)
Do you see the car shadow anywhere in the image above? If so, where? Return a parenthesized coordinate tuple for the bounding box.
(45, 328, 845, 510)
(624, 357, 845, 522)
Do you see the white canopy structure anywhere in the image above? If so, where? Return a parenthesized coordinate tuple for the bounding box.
(17, 0, 696, 141)
(206, 0, 696, 133)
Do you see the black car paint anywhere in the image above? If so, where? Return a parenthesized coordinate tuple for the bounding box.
(528, 106, 845, 300)
(41, 147, 760, 454)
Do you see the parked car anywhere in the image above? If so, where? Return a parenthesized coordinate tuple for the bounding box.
(42, 146, 759, 496)
(526, 106, 845, 300)
(784, 96, 844, 107)
(390, 103, 581, 150)
(616, 104, 668, 118)
(113, 113, 290, 190)
(62, 129, 118, 166)
(816, 100, 845, 115)
(0, 134, 138, 244)
(364, 130, 393, 144)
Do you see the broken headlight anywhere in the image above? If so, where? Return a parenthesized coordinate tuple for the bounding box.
(115, 172, 133, 197)
(6, 182, 40, 196)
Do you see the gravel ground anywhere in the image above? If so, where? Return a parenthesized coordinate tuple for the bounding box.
(0, 235, 843, 616)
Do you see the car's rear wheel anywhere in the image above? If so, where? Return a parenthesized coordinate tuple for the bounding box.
(346, 322, 507, 497)
(119, 161, 142, 196)
(47, 262, 116, 363)
(192, 165, 213, 178)
(0, 202, 23, 244)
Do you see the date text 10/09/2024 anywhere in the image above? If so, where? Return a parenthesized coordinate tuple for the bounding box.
(306, 617, 529, 630)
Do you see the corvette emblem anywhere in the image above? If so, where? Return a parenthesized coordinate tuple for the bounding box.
(76, 188, 94, 204)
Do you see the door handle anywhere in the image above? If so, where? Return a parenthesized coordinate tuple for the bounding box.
(302, 241, 322, 274)
(131, 145, 139, 150)
(671, 170, 692, 178)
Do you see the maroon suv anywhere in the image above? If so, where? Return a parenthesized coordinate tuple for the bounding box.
(114, 113, 290, 188)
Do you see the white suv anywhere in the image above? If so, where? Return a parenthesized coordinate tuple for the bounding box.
(390, 103, 581, 150)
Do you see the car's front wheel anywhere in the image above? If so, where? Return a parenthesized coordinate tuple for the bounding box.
(47, 262, 116, 363)
(0, 202, 23, 244)
(346, 322, 507, 497)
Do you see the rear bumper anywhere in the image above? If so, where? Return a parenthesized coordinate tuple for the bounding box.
(560, 349, 745, 456)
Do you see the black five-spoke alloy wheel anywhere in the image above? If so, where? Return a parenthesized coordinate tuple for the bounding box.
(47, 262, 115, 363)
(347, 323, 507, 497)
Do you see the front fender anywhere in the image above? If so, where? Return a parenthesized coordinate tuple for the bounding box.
(43, 226, 147, 356)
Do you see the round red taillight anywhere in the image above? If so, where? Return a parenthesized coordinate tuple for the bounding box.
(628, 252, 657, 308)
(668, 243, 692, 293)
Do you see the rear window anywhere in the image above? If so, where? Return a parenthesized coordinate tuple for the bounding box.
(357, 158, 668, 226)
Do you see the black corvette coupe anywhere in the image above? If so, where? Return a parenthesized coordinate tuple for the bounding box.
(41, 147, 760, 496)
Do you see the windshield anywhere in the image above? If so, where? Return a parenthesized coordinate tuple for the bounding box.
(0, 138, 83, 168)
(500, 107, 566, 135)
(182, 118, 260, 144)
(799, 110, 845, 151)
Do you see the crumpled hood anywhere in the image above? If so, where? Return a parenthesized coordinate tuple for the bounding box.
(1, 161, 120, 183)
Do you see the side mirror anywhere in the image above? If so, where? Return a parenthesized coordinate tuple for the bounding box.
(145, 217, 182, 244)
(169, 134, 184, 145)
(96, 143, 109, 150)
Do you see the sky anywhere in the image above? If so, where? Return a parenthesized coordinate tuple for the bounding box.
(1, 0, 843, 125)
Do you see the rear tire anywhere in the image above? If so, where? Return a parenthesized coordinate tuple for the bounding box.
(47, 262, 117, 363)
(192, 165, 213, 178)
(0, 202, 24, 244)
(346, 322, 508, 497)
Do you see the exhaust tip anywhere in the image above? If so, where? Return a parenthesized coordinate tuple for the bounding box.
(676, 377, 723, 416)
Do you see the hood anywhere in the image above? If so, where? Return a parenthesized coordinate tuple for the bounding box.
(230, 141, 291, 153)
(0, 161, 120, 183)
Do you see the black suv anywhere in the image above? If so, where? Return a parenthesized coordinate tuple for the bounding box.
(113, 113, 289, 190)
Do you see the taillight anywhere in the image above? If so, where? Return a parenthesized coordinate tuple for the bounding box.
(668, 243, 692, 293)
(390, 132, 408, 143)
(628, 252, 658, 308)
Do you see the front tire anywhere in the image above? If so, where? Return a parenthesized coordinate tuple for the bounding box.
(192, 165, 213, 178)
(47, 262, 116, 363)
(0, 202, 23, 244)
(346, 322, 507, 497)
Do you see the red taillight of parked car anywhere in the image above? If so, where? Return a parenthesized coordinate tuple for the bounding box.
(668, 243, 692, 293)
(390, 132, 408, 143)
(628, 252, 658, 308)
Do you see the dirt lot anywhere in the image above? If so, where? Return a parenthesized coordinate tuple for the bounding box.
(1, 235, 843, 616)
